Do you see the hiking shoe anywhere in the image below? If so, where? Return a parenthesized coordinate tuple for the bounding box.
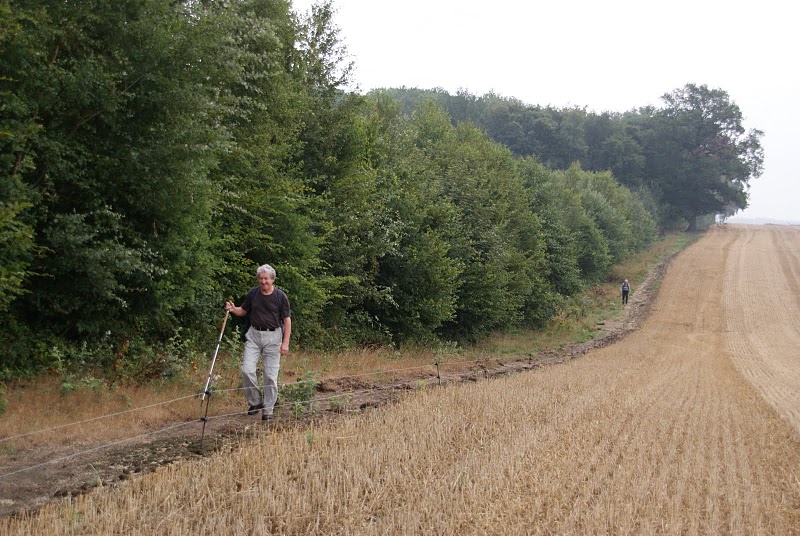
(247, 403, 264, 415)
(261, 413, 274, 421)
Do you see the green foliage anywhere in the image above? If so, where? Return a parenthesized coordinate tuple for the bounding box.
(384, 86, 762, 230)
(59, 375, 103, 397)
(642, 84, 763, 228)
(111, 334, 199, 381)
(327, 394, 349, 413)
(0, 192, 33, 312)
(0, 7, 36, 312)
(2, 0, 232, 341)
(0, 2, 757, 382)
(518, 158, 582, 300)
(280, 370, 319, 417)
(356, 96, 463, 343)
(404, 102, 551, 339)
(0, 318, 61, 380)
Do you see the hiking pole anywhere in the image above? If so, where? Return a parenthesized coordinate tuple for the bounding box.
(200, 390, 212, 452)
(201, 309, 230, 403)
(199, 309, 230, 451)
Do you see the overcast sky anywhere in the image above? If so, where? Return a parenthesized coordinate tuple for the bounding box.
(292, 0, 799, 223)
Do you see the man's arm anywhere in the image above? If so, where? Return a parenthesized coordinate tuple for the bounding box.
(225, 300, 247, 317)
(281, 316, 291, 355)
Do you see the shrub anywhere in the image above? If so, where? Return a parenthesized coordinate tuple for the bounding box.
(279, 370, 320, 417)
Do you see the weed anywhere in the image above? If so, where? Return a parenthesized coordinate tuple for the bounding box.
(434, 341, 460, 359)
(305, 431, 316, 446)
(291, 402, 303, 418)
(60, 378, 76, 396)
(652, 276, 664, 291)
(117, 393, 133, 408)
(222, 331, 242, 357)
(319, 353, 333, 373)
(60, 375, 107, 397)
(163, 328, 199, 378)
(328, 395, 350, 413)
(280, 370, 319, 417)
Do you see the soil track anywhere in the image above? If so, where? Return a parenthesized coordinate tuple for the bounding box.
(723, 225, 800, 429)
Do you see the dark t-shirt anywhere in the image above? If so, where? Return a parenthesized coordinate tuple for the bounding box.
(242, 288, 290, 330)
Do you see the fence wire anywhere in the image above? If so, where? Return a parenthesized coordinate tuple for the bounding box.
(0, 352, 524, 480)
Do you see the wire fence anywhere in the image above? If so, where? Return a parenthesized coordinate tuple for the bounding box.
(0, 393, 201, 444)
(0, 421, 196, 480)
(0, 353, 529, 480)
(0, 357, 502, 443)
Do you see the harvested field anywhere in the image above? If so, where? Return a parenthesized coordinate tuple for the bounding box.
(723, 225, 800, 430)
(3, 224, 800, 534)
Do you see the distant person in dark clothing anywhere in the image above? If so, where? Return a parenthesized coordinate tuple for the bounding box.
(621, 279, 631, 305)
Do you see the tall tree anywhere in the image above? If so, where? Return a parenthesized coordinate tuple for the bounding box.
(411, 102, 548, 338)
(360, 94, 463, 343)
(643, 84, 764, 230)
(1, 0, 235, 340)
(0, 3, 35, 312)
(207, 0, 328, 345)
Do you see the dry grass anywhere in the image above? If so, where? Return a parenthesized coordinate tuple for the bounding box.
(3, 226, 800, 534)
(0, 378, 203, 452)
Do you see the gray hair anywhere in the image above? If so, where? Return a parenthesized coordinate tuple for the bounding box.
(256, 264, 276, 279)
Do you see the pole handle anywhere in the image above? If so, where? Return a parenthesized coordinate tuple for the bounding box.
(218, 308, 230, 337)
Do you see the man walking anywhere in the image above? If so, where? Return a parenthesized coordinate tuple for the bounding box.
(225, 264, 291, 421)
(621, 279, 631, 305)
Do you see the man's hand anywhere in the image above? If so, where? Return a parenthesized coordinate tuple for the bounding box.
(226, 301, 245, 317)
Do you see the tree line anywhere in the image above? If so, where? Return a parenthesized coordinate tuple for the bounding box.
(0, 0, 763, 380)
(384, 86, 764, 230)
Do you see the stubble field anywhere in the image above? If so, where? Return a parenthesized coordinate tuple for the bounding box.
(3, 224, 800, 534)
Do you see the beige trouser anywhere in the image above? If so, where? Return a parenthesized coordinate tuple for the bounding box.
(242, 327, 282, 415)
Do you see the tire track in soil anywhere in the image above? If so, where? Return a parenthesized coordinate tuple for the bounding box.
(724, 225, 800, 432)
